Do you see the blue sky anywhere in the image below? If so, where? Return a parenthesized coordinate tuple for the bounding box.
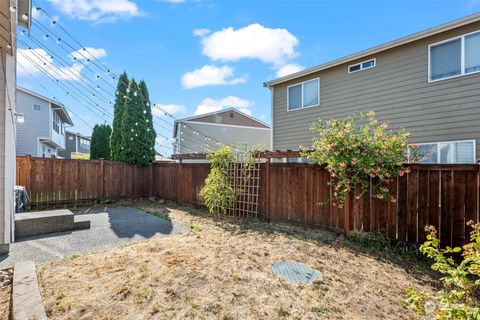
(17, 0, 480, 153)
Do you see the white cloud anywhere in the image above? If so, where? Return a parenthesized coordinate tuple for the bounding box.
(193, 28, 211, 37)
(276, 63, 304, 78)
(70, 47, 107, 61)
(46, 0, 141, 23)
(200, 23, 298, 67)
(17, 48, 84, 81)
(181, 65, 247, 89)
(152, 104, 186, 117)
(161, 0, 185, 3)
(194, 96, 252, 116)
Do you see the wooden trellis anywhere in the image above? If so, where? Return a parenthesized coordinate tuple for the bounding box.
(224, 152, 261, 218)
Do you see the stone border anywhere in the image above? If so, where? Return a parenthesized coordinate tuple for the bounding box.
(12, 261, 47, 320)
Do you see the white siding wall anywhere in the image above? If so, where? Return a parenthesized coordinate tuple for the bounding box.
(0, 52, 16, 246)
(16, 90, 49, 156)
(176, 121, 271, 154)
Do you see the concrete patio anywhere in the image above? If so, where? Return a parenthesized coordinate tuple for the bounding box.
(0, 207, 186, 268)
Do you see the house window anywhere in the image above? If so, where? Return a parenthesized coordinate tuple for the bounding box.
(348, 58, 376, 74)
(52, 112, 60, 133)
(429, 30, 480, 81)
(69, 136, 74, 141)
(234, 143, 248, 151)
(33, 104, 42, 111)
(80, 138, 90, 149)
(414, 140, 476, 164)
(287, 78, 319, 111)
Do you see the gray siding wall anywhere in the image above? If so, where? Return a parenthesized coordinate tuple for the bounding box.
(16, 90, 49, 157)
(271, 22, 480, 157)
(175, 121, 271, 154)
(58, 131, 76, 158)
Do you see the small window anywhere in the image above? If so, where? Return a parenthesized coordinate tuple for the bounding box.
(33, 104, 42, 111)
(287, 78, 319, 111)
(69, 136, 74, 141)
(414, 140, 475, 164)
(348, 58, 376, 73)
(52, 112, 60, 133)
(235, 143, 248, 151)
(429, 30, 480, 81)
(80, 138, 90, 149)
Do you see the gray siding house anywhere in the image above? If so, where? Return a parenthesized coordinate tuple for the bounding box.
(173, 108, 271, 154)
(264, 13, 480, 164)
(58, 130, 91, 159)
(16, 87, 74, 158)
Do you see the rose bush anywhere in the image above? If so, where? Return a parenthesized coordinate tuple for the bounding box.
(301, 111, 412, 206)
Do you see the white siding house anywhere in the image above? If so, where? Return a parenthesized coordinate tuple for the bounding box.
(172, 108, 271, 155)
(16, 87, 74, 158)
(0, 0, 32, 253)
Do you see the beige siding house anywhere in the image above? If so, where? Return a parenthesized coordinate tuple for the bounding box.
(173, 108, 271, 154)
(265, 13, 480, 164)
(0, 0, 31, 253)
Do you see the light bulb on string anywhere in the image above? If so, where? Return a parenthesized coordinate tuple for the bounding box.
(43, 34, 49, 40)
(56, 38, 61, 44)
(9, 6, 16, 13)
(50, 20, 57, 27)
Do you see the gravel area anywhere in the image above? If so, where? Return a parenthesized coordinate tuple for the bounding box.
(0, 207, 186, 268)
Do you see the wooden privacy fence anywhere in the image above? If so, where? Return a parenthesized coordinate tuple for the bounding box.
(264, 163, 479, 248)
(16, 156, 480, 246)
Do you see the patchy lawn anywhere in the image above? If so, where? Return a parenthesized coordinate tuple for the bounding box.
(39, 202, 436, 319)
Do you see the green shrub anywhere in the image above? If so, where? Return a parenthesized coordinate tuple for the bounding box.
(200, 146, 236, 217)
(406, 222, 480, 319)
(301, 112, 412, 206)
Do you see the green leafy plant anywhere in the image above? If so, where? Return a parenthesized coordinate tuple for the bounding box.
(406, 222, 480, 319)
(301, 111, 412, 206)
(200, 146, 236, 217)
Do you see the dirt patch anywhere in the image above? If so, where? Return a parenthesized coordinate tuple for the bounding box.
(39, 203, 436, 319)
(0, 285, 11, 320)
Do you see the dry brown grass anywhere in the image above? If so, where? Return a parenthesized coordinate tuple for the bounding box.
(38, 203, 436, 319)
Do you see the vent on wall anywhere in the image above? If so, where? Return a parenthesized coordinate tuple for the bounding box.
(230, 112, 234, 118)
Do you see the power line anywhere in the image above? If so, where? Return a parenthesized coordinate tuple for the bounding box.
(17, 39, 114, 119)
(27, 4, 242, 153)
(16, 60, 94, 130)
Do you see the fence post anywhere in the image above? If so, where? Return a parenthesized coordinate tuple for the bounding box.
(25, 155, 32, 196)
(99, 159, 105, 201)
(177, 160, 183, 202)
(344, 191, 351, 232)
(265, 158, 270, 222)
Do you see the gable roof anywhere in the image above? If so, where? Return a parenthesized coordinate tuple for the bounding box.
(264, 12, 480, 87)
(175, 108, 270, 128)
(17, 86, 74, 125)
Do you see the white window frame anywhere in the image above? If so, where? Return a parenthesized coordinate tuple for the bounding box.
(286, 77, 320, 112)
(52, 112, 60, 134)
(413, 139, 476, 164)
(428, 30, 480, 83)
(347, 58, 376, 74)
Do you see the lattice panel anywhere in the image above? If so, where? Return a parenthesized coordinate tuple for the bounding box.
(223, 153, 261, 218)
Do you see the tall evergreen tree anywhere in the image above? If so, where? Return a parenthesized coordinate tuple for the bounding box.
(138, 80, 156, 162)
(90, 124, 112, 160)
(109, 72, 129, 161)
(120, 79, 150, 166)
